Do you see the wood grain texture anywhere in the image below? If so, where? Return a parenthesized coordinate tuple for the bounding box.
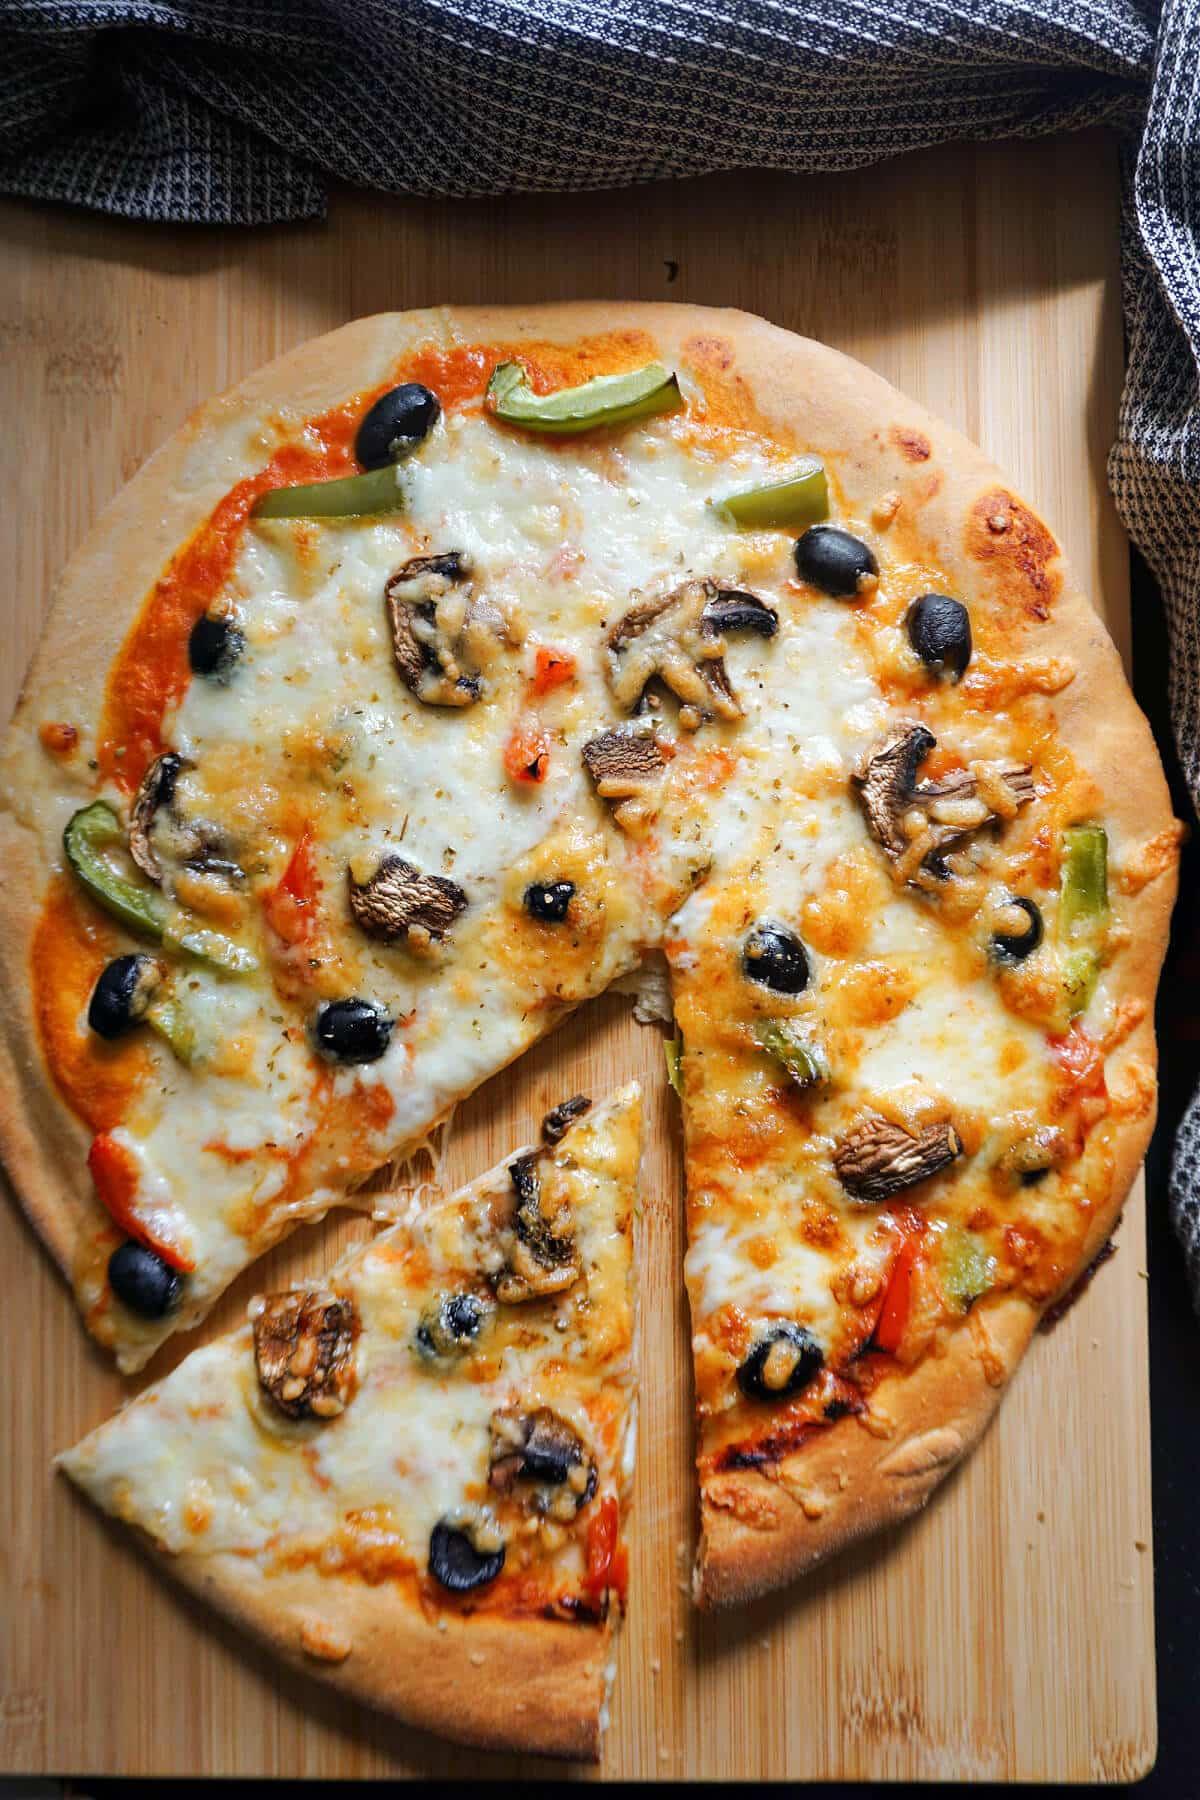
(0, 130, 1154, 1781)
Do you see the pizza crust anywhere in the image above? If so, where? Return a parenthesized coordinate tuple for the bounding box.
(694, 1293, 1035, 1607)
(159, 1540, 613, 1760)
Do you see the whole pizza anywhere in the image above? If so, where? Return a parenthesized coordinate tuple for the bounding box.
(0, 303, 1180, 1756)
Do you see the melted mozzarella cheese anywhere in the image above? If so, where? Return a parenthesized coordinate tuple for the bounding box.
(59, 358, 1084, 1376)
(61, 1088, 640, 1579)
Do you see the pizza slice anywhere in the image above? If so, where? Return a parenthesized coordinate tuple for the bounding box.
(58, 1085, 641, 1760)
(667, 546, 1170, 1605)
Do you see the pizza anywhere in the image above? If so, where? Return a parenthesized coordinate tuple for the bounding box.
(58, 1086, 640, 1761)
(0, 303, 1180, 1721)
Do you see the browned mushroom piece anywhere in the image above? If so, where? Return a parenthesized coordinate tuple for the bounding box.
(129, 752, 242, 887)
(853, 720, 1035, 889)
(581, 727, 666, 831)
(488, 1407, 598, 1522)
(129, 753, 192, 882)
(385, 551, 511, 707)
(833, 1115, 963, 1203)
(348, 853, 467, 955)
(251, 1289, 360, 1421)
(491, 1153, 581, 1303)
(605, 577, 778, 729)
(541, 1094, 591, 1144)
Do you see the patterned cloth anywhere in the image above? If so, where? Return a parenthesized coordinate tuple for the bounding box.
(4, 0, 1200, 1287)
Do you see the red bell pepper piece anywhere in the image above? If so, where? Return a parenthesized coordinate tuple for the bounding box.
(88, 1133, 195, 1272)
(530, 645, 576, 695)
(503, 723, 550, 784)
(262, 827, 319, 945)
(582, 1494, 620, 1606)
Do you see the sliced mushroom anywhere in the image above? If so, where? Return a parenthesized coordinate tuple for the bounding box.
(834, 1115, 963, 1203)
(129, 751, 242, 886)
(492, 1153, 581, 1303)
(853, 721, 1035, 889)
(541, 1094, 591, 1144)
(582, 727, 665, 831)
(605, 578, 778, 729)
(488, 1407, 598, 1522)
(348, 853, 467, 955)
(129, 753, 190, 882)
(385, 551, 510, 707)
(251, 1289, 360, 1420)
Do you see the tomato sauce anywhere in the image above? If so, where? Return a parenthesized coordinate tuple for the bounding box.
(31, 880, 152, 1131)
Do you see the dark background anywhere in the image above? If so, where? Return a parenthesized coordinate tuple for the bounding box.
(36, 560, 1200, 1798)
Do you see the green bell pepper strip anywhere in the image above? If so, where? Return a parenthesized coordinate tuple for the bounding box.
(252, 461, 408, 521)
(1058, 824, 1108, 1017)
(166, 925, 258, 976)
(665, 1031, 684, 1096)
(64, 802, 256, 975)
(937, 1225, 996, 1313)
(756, 1020, 829, 1093)
(64, 801, 168, 939)
(712, 462, 829, 530)
(486, 360, 684, 435)
(145, 994, 199, 1065)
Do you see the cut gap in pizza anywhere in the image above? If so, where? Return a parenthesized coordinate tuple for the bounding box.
(58, 1085, 641, 1761)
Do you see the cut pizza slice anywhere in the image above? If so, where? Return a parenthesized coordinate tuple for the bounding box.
(670, 699, 1164, 1605)
(58, 1085, 641, 1760)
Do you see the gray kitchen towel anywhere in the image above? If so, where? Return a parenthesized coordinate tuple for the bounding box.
(3, 0, 1200, 1289)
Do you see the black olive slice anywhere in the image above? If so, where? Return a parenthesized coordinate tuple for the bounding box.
(793, 525, 878, 598)
(108, 1240, 182, 1318)
(743, 922, 810, 994)
(188, 612, 245, 683)
(990, 896, 1043, 963)
(88, 954, 163, 1040)
(428, 1519, 505, 1593)
(312, 998, 394, 1064)
(906, 593, 972, 681)
(415, 1291, 493, 1359)
(737, 1321, 824, 1402)
(357, 383, 441, 469)
(524, 880, 575, 923)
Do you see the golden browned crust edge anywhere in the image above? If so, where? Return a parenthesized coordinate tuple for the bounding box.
(169, 1543, 612, 1760)
(695, 1295, 1035, 1607)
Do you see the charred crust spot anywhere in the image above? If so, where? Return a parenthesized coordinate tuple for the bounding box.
(252, 1290, 360, 1420)
(892, 426, 931, 462)
(347, 854, 467, 952)
(1038, 1237, 1117, 1331)
(967, 488, 1062, 621)
(541, 1094, 591, 1144)
(713, 1417, 823, 1472)
(834, 1115, 962, 1203)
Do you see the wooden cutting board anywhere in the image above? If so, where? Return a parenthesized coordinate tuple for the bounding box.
(0, 129, 1155, 1782)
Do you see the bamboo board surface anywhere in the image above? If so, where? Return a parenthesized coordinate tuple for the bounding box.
(0, 131, 1155, 1781)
